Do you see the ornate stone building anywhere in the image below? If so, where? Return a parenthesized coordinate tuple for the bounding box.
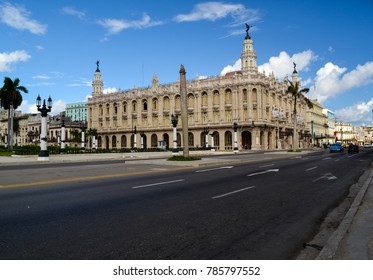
(87, 33, 311, 151)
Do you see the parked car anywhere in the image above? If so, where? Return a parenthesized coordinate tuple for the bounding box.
(364, 143, 372, 148)
(330, 143, 344, 153)
(348, 144, 359, 153)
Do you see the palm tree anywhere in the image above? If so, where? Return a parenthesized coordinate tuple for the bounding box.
(286, 80, 313, 151)
(0, 77, 28, 149)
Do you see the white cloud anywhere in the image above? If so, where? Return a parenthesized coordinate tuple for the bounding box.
(103, 87, 118, 94)
(62, 7, 85, 19)
(66, 78, 91, 87)
(315, 61, 373, 102)
(32, 75, 50, 80)
(258, 50, 317, 79)
(220, 58, 241, 75)
(18, 100, 37, 114)
(51, 100, 66, 115)
(0, 2, 47, 35)
(335, 98, 373, 124)
(98, 13, 163, 34)
(174, 2, 259, 25)
(0, 50, 31, 72)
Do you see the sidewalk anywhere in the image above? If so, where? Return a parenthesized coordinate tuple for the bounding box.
(317, 164, 373, 260)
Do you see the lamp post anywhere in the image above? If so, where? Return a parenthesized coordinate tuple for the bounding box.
(233, 122, 238, 153)
(133, 125, 137, 148)
(275, 127, 279, 149)
(60, 119, 66, 154)
(171, 114, 178, 155)
(203, 127, 209, 149)
(36, 95, 52, 161)
(140, 132, 145, 149)
(80, 121, 87, 152)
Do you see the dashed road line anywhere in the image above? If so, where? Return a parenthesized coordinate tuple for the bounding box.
(212, 186, 256, 199)
(132, 179, 185, 189)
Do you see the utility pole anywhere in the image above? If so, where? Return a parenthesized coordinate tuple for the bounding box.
(179, 64, 189, 157)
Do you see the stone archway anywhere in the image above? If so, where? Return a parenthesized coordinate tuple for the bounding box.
(105, 135, 109, 149)
(163, 133, 169, 149)
(242, 131, 252, 149)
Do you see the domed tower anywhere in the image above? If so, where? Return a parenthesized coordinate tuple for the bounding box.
(241, 24, 258, 74)
(92, 60, 103, 96)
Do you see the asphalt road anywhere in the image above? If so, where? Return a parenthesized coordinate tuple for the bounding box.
(1, 149, 372, 259)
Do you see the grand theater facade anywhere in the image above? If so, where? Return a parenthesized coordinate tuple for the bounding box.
(87, 34, 310, 151)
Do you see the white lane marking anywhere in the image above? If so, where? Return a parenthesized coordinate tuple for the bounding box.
(196, 166, 234, 173)
(132, 179, 184, 189)
(312, 173, 338, 182)
(212, 186, 256, 199)
(306, 166, 318, 172)
(247, 169, 279, 177)
(259, 164, 274, 168)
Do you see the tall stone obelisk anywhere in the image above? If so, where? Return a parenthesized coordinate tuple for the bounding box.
(179, 64, 189, 157)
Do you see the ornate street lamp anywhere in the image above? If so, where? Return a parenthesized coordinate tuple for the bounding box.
(140, 132, 145, 149)
(80, 121, 87, 152)
(60, 118, 66, 154)
(203, 127, 209, 149)
(171, 114, 178, 155)
(132, 125, 137, 148)
(275, 127, 279, 149)
(36, 95, 52, 161)
(232, 122, 238, 153)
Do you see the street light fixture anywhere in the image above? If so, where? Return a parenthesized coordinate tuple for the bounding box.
(203, 127, 209, 149)
(132, 125, 137, 148)
(171, 114, 178, 155)
(232, 122, 238, 153)
(36, 95, 52, 161)
(60, 118, 66, 154)
(80, 121, 87, 152)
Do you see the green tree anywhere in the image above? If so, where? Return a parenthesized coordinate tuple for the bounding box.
(0, 77, 28, 149)
(286, 80, 313, 151)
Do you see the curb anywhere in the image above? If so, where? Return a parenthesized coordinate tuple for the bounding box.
(316, 164, 373, 260)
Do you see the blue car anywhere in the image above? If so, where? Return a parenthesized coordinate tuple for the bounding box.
(330, 143, 344, 153)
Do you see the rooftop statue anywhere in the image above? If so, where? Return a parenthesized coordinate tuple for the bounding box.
(245, 23, 252, 39)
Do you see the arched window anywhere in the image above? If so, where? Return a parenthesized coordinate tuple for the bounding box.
(225, 131, 232, 149)
(243, 89, 247, 102)
(187, 93, 194, 108)
(152, 98, 158, 111)
(112, 135, 117, 148)
(142, 99, 148, 111)
(188, 132, 194, 147)
(201, 91, 208, 106)
(163, 96, 170, 110)
(225, 89, 232, 105)
(175, 95, 181, 110)
(121, 135, 127, 148)
(123, 102, 127, 113)
(213, 90, 220, 106)
(252, 88, 257, 103)
(132, 101, 137, 112)
(151, 134, 158, 148)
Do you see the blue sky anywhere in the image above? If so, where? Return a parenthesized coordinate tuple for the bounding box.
(1, 0, 373, 125)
